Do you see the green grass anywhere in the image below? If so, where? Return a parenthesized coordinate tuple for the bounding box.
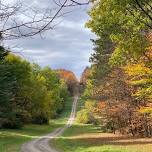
(0, 124, 58, 152)
(0, 97, 73, 152)
(53, 98, 152, 152)
(53, 123, 152, 152)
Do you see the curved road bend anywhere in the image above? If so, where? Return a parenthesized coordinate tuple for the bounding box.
(21, 95, 78, 152)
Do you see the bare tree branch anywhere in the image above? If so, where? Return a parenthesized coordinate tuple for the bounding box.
(134, 0, 152, 21)
(0, 0, 90, 40)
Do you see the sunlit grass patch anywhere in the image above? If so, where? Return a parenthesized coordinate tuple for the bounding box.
(53, 123, 152, 152)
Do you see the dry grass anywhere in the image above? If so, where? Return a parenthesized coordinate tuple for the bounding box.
(70, 133, 152, 145)
(53, 124, 152, 152)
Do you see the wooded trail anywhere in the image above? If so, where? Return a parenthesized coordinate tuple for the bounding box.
(21, 95, 78, 152)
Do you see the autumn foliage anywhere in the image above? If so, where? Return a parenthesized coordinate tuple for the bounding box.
(56, 69, 78, 95)
(79, 0, 152, 137)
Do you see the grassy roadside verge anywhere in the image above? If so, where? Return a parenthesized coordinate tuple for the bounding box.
(0, 97, 73, 152)
(52, 98, 152, 152)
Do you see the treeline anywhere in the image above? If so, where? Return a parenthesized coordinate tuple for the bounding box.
(0, 46, 71, 129)
(56, 69, 78, 95)
(79, 0, 152, 137)
(80, 67, 90, 92)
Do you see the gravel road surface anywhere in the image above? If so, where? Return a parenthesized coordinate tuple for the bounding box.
(21, 95, 78, 152)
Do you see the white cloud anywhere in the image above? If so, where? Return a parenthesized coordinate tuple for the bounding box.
(4, 0, 95, 77)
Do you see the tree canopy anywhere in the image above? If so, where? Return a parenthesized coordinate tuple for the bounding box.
(79, 0, 152, 137)
(0, 47, 71, 128)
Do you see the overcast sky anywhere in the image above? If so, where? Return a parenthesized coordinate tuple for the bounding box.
(5, 0, 94, 79)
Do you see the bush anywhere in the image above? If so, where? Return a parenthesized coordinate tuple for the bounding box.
(1, 116, 23, 129)
(76, 109, 95, 124)
(85, 100, 96, 111)
(32, 114, 49, 125)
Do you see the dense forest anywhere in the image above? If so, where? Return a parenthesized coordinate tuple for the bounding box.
(0, 46, 77, 129)
(78, 0, 152, 137)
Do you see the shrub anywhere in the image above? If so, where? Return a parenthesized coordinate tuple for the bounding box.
(85, 100, 96, 111)
(76, 109, 95, 124)
(1, 115, 23, 129)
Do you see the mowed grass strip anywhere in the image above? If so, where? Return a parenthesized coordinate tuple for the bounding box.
(53, 123, 152, 152)
(0, 124, 58, 152)
(0, 97, 73, 152)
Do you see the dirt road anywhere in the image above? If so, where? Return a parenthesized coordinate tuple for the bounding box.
(21, 95, 78, 152)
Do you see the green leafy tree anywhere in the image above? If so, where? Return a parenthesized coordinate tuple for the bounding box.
(0, 53, 31, 128)
(0, 51, 71, 128)
(83, 0, 152, 136)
